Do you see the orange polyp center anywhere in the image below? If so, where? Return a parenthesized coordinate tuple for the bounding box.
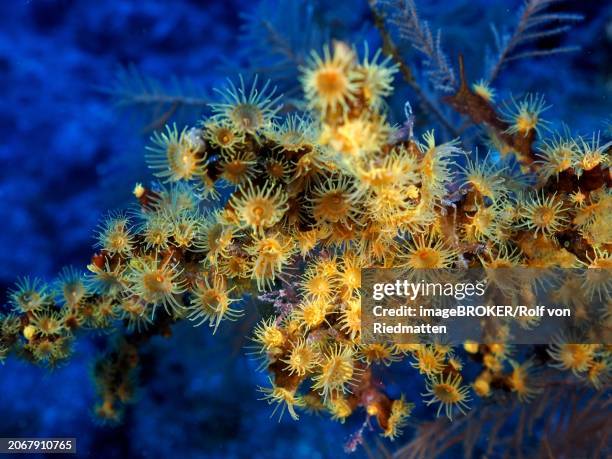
(125, 300, 145, 315)
(262, 327, 283, 348)
(269, 163, 284, 178)
(369, 346, 384, 359)
(474, 211, 493, 230)
(310, 277, 328, 294)
(260, 239, 281, 256)
(208, 225, 223, 250)
(217, 129, 232, 145)
(292, 348, 308, 365)
(227, 257, 244, 274)
(143, 271, 169, 294)
(421, 353, 437, 369)
(303, 304, 324, 324)
(564, 345, 590, 368)
(202, 290, 221, 308)
(226, 161, 247, 174)
(110, 234, 126, 248)
(511, 370, 527, 392)
(23, 292, 40, 306)
(39, 318, 53, 333)
(418, 249, 438, 266)
(434, 384, 457, 402)
(556, 149, 573, 170)
(517, 113, 537, 133)
(318, 192, 349, 221)
(326, 356, 353, 384)
(316, 70, 345, 95)
(251, 206, 265, 223)
(534, 207, 554, 226)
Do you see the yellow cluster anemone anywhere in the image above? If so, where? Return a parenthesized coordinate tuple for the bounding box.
(4, 38, 610, 443)
(126, 256, 186, 315)
(9, 277, 51, 313)
(210, 75, 282, 136)
(301, 42, 359, 115)
(422, 373, 472, 420)
(146, 124, 207, 182)
(230, 181, 289, 234)
(312, 344, 360, 401)
(500, 93, 551, 137)
(518, 191, 569, 237)
(96, 213, 134, 256)
(187, 274, 242, 332)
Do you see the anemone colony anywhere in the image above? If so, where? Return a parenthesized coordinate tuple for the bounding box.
(1, 41, 610, 442)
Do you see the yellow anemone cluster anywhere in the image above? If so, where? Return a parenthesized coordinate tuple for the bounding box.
(1, 42, 610, 440)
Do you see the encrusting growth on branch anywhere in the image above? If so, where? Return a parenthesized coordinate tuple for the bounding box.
(1, 25, 609, 451)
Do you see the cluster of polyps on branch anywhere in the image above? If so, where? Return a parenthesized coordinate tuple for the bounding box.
(1, 41, 610, 442)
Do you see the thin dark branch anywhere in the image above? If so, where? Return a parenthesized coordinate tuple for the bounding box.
(368, 0, 460, 137)
(487, 0, 583, 83)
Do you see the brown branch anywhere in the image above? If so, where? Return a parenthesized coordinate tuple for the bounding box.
(444, 54, 539, 168)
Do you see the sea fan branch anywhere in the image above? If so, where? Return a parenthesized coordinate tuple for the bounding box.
(101, 65, 209, 131)
(384, 0, 456, 93)
(234, 0, 327, 97)
(394, 379, 610, 459)
(486, 0, 583, 83)
(103, 65, 209, 109)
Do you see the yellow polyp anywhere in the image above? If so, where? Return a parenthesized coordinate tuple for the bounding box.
(133, 182, 145, 198)
(516, 114, 538, 134)
(23, 325, 36, 341)
(472, 79, 496, 102)
(463, 341, 479, 354)
(473, 377, 491, 397)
